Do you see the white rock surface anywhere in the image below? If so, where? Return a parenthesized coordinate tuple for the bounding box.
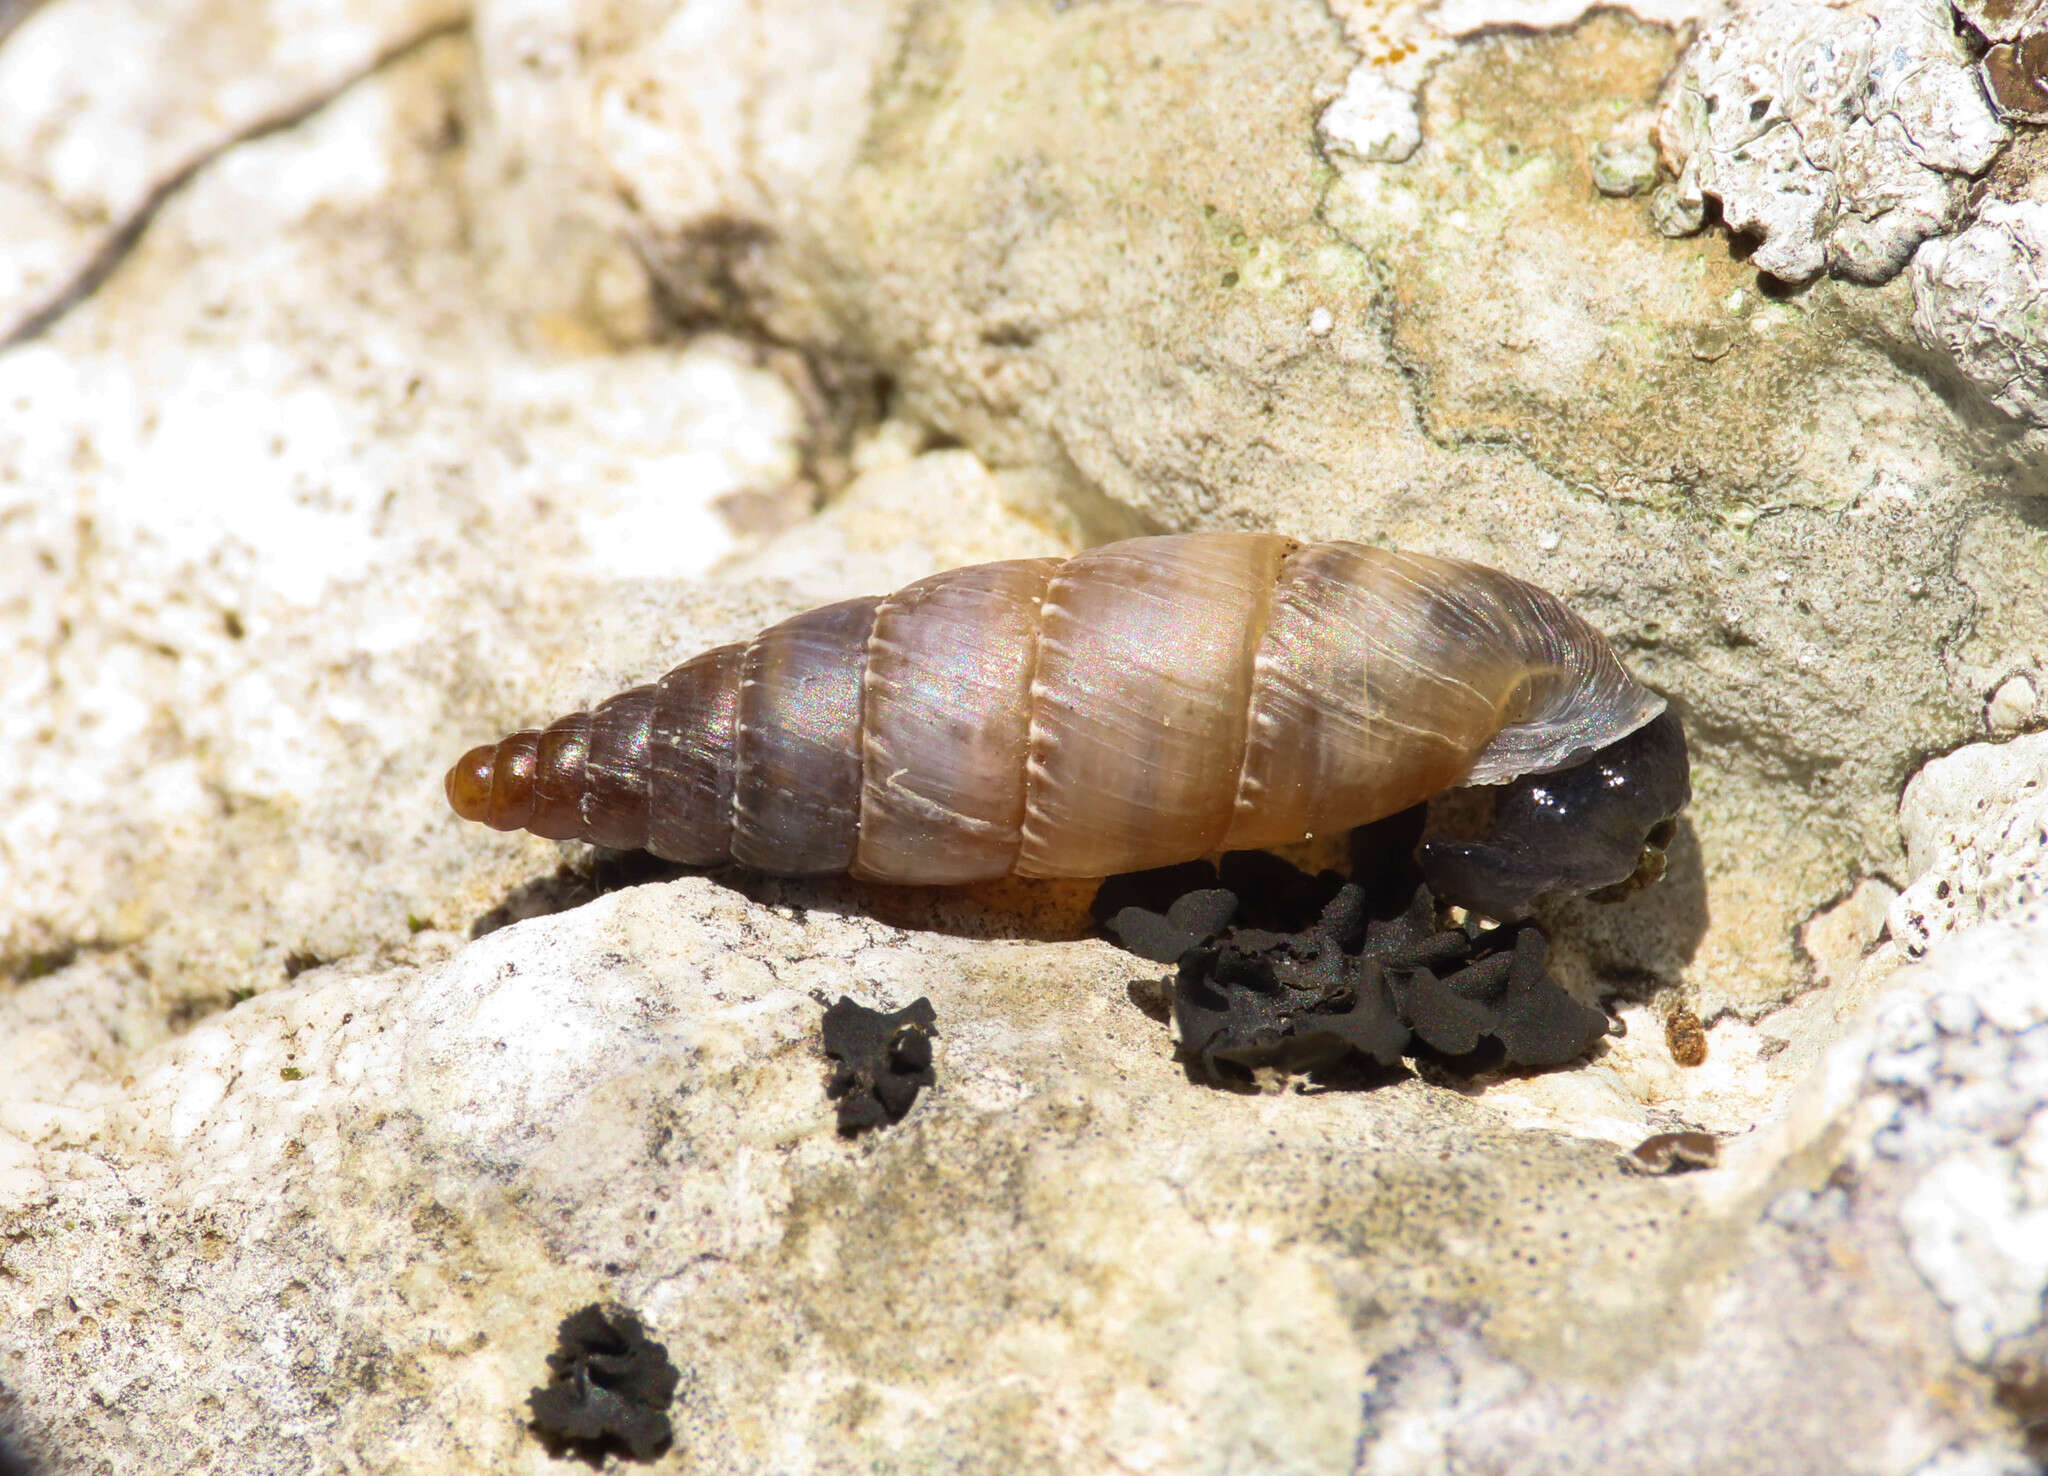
(0, 0, 467, 344)
(1377, 911, 2048, 1476)
(0, 31, 819, 1011)
(1316, 0, 1719, 173)
(10, 861, 2044, 1471)
(1319, 67, 1426, 165)
(1891, 731, 2048, 961)
(1657, 0, 2008, 282)
(1989, 673, 2044, 735)
(1848, 923, 2048, 1372)
(1914, 198, 2048, 428)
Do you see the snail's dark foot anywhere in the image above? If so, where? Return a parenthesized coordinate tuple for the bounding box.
(1419, 707, 1692, 922)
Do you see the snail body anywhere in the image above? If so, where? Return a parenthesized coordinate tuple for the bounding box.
(447, 534, 1679, 904)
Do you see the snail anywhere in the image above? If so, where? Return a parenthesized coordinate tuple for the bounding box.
(446, 533, 1690, 919)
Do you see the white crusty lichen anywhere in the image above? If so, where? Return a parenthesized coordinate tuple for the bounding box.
(1656, 0, 2008, 283)
(1912, 198, 2048, 426)
(1888, 730, 2048, 959)
(1318, 64, 1428, 165)
(1867, 926, 2048, 1369)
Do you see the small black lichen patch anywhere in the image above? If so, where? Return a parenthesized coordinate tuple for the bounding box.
(1095, 822, 1609, 1082)
(821, 996, 938, 1132)
(527, 1303, 680, 1462)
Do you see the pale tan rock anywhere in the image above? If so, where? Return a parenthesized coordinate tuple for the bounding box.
(1891, 732, 2048, 962)
(0, 0, 468, 343)
(0, 36, 813, 1023)
(1801, 877, 1899, 992)
(8, 872, 2042, 1472)
(1987, 674, 2042, 736)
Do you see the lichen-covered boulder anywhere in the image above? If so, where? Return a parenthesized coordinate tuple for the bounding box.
(6, 0, 2048, 1469)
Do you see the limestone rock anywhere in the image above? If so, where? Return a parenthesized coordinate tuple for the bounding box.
(1988, 674, 2043, 736)
(0, 0, 467, 344)
(0, 32, 810, 1019)
(1890, 731, 2048, 962)
(0, 17, 1064, 1038)
(7, 859, 2044, 1471)
(1315, 0, 1720, 173)
(1319, 66, 1425, 165)
(7, 1, 2048, 1470)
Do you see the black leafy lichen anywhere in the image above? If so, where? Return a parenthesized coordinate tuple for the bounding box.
(1093, 816, 1611, 1081)
(527, 1303, 681, 1462)
(821, 996, 938, 1132)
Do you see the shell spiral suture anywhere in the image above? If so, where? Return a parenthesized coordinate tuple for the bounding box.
(446, 533, 1670, 892)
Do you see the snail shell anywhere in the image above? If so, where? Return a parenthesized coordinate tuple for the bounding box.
(446, 534, 1669, 889)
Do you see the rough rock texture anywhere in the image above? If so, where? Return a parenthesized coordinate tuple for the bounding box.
(1657, 0, 2008, 284)
(1875, 928, 2048, 1372)
(0, 21, 1090, 1028)
(0, 0, 468, 344)
(1351, 917, 2048, 1475)
(7, 0, 2048, 1470)
(0, 33, 823, 1015)
(1915, 199, 2048, 428)
(8, 867, 2046, 1473)
(1315, 0, 1716, 167)
(1890, 730, 2048, 960)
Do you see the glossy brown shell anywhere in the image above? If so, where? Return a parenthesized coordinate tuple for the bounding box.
(446, 534, 1663, 883)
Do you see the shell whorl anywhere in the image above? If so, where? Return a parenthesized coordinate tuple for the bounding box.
(445, 534, 1663, 883)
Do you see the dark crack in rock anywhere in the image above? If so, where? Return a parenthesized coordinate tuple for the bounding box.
(527, 1303, 682, 1462)
(821, 996, 938, 1132)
